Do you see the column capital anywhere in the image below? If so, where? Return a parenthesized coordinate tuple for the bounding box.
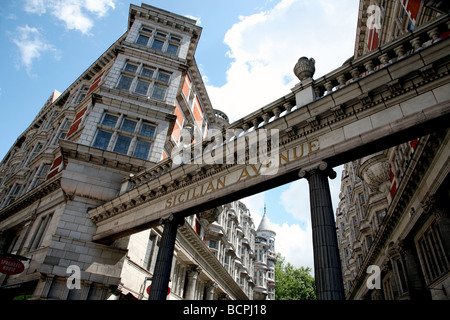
(159, 214, 185, 227)
(298, 161, 337, 180)
(187, 264, 202, 278)
(205, 280, 217, 290)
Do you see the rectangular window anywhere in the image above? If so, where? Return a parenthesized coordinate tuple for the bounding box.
(157, 71, 170, 83)
(151, 84, 167, 100)
(136, 34, 150, 46)
(141, 67, 154, 78)
(29, 214, 53, 250)
(116, 75, 133, 91)
(133, 140, 151, 160)
(93, 130, 112, 149)
(209, 240, 217, 249)
(113, 135, 131, 155)
(102, 114, 118, 128)
(140, 123, 155, 138)
(417, 223, 449, 283)
(121, 119, 137, 133)
(166, 43, 179, 55)
(134, 79, 150, 95)
(124, 63, 138, 73)
(151, 39, 164, 51)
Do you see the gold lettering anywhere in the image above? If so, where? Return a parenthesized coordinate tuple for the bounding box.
(308, 139, 319, 153)
(238, 167, 251, 182)
(216, 176, 226, 189)
(279, 151, 290, 165)
(293, 144, 304, 159)
(250, 164, 262, 175)
(165, 197, 173, 209)
(200, 184, 204, 196)
(205, 181, 215, 194)
(192, 187, 200, 199)
(178, 192, 186, 203)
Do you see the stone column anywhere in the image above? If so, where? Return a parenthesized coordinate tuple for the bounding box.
(184, 265, 202, 300)
(299, 162, 345, 300)
(205, 281, 217, 300)
(148, 215, 184, 300)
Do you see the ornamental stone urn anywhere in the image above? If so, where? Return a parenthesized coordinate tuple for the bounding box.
(293, 57, 316, 81)
(358, 151, 391, 194)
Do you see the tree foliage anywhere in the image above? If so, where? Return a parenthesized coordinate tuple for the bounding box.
(274, 253, 316, 300)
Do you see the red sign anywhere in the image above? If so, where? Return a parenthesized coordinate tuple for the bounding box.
(0, 257, 25, 275)
(146, 285, 170, 295)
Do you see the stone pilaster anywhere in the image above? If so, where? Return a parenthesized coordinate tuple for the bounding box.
(148, 215, 184, 300)
(299, 162, 345, 300)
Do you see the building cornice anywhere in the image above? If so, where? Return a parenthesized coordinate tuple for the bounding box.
(178, 223, 249, 300)
(59, 140, 154, 175)
(0, 172, 63, 223)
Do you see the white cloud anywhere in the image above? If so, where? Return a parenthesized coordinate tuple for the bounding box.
(24, 0, 116, 35)
(205, 0, 358, 122)
(12, 25, 58, 76)
(273, 222, 314, 271)
(279, 180, 311, 227)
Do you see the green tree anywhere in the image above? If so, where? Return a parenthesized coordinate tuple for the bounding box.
(274, 253, 316, 300)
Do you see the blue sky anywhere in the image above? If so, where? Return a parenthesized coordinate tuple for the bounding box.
(0, 0, 359, 270)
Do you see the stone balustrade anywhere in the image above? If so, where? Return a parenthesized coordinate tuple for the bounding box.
(312, 13, 449, 99)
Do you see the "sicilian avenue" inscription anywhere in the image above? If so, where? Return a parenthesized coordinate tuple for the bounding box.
(165, 139, 318, 209)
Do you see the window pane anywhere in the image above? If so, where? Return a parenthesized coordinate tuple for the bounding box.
(140, 123, 155, 138)
(102, 114, 118, 127)
(134, 79, 150, 95)
(151, 39, 164, 51)
(151, 84, 167, 100)
(113, 135, 132, 155)
(133, 140, 151, 160)
(117, 75, 133, 91)
(124, 63, 138, 73)
(166, 43, 179, 55)
(141, 67, 154, 78)
(157, 72, 170, 83)
(121, 119, 137, 133)
(93, 130, 112, 149)
(136, 34, 149, 46)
